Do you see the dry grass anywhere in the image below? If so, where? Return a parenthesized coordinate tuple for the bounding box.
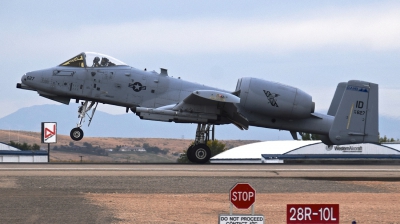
(87, 192, 400, 224)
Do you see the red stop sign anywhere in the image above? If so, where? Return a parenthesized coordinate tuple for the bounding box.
(230, 183, 256, 209)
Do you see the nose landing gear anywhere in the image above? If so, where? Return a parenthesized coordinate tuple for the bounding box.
(70, 100, 98, 141)
(70, 127, 84, 141)
(187, 124, 215, 164)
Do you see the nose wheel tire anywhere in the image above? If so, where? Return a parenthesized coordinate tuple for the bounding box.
(188, 144, 211, 164)
(70, 128, 84, 141)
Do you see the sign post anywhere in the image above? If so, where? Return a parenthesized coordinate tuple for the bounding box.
(219, 183, 264, 224)
(41, 122, 57, 163)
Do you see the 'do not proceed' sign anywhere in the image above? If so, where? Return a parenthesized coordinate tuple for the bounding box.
(219, 183, 264, 224)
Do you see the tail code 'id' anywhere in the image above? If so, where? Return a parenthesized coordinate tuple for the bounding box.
(328, 80, 379, 145)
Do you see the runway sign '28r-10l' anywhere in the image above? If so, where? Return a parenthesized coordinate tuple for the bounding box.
(287, 204, 339, 223)
(41, 122, 57, 143)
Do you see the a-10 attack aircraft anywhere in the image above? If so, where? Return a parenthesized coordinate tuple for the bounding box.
(17, 52, 379, 163)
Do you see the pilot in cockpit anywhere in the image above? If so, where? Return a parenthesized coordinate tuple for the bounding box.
(100, 57, 116, 67)
(92, 57, 100, 67)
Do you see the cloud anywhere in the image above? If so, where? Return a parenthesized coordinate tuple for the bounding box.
(3, 2, 400, 121)
(379, 88, 400, 119)
(3, 3, 400, 58)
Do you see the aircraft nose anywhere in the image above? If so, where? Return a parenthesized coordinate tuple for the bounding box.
(18, 68, 54, 91)
(21, 72, 36, 84)
(17, 73, 34, 90)
(21, 73, 27, 83)
(17, 70, 42, 91)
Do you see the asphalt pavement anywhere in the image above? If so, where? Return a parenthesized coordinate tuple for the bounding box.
(0, 163, 399, 223)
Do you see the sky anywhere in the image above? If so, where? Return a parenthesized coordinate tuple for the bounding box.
(1, 1, 400, 139)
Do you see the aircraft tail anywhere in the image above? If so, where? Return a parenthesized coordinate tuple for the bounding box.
(327, 82, 347, 116)
(327, 80, 379, 145)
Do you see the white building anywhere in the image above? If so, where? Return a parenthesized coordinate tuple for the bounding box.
(0, 142, 48, 162)
(210, 140, 400, 163)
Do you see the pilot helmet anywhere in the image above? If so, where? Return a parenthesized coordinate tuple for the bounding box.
(93, 57, 100, 63)
(101, 57, 109, 65)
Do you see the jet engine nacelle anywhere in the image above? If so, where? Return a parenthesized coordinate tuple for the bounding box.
(236, 77, 314, 119)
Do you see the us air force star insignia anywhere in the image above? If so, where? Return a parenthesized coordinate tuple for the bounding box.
(128, 82, 147, 92)
(263, 90, 279, 107)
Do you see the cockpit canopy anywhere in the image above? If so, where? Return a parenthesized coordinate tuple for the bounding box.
(59, 52, 127, 68)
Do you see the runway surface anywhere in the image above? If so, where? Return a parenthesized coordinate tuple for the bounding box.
(1, 163, 400, 179)
(0, 163, 399, 223)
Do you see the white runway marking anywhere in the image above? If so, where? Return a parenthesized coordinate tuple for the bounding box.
(0, 168, 399, 171)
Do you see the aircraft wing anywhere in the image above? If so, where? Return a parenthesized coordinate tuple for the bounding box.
(174, 90, 248, 130)
(173, 90, 240, 111)
(134, 90, 249, 130)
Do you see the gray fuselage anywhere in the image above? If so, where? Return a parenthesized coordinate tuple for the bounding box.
(21, 65, 334, 135)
